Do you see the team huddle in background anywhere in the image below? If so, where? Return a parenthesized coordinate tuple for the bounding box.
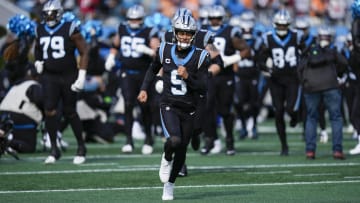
(1, 0, 360, 200)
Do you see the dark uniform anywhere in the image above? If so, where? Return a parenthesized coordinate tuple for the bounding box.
(235, 37, 262, 139)
(34, 20, 86, 158)
(140, 42, 209, 183)
(258, 30, 305, 155)
(116, 23, 158, 148)
(202, 24, 240, 154)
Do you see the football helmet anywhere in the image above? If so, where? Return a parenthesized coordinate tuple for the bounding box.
(317, 26, 333, 48)
(172, 8, 192, 23)
(126, 4, 145, 29)
(172, 15, 197, 49)
(240, 20, 255, 40)
(240, 10, 256, 22)
(198, 6, 210, 25)
(42, 0, 63, 27)
(208, 5, 226, 30)
(273, 9, 291, 37)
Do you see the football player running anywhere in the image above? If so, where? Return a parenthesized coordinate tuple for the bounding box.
(201, 5, 250, 156)
(34, 0, 89, 164)
(105, 4, 160, 154)
(138, 15, 210, 201)
(257, 9, 306, 156)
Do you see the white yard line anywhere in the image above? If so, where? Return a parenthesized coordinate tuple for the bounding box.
(0, 180, 359, 194)
(1, 162, 359, 175)
(246, 170, 292, 175)
(294, 173, 339, 177)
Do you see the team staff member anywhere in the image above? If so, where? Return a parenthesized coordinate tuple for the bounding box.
(34, 0, 89, 164)
(138, 15, 210, 200)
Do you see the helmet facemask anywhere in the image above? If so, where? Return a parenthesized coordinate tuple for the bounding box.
(42, 0, 63, 27)
(172, 15, 197, 50)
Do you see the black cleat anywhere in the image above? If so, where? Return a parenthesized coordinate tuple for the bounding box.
(178, 164, 188, 177)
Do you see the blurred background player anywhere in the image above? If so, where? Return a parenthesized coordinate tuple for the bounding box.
(257, 9, 306, 156)
(105, 4, 160, 154)
(200, 5, 250, 155)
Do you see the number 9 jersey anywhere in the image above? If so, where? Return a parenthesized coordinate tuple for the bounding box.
(35, 21, 80, 74)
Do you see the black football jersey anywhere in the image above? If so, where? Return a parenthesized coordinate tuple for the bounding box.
(35, 21, 79, 74)
(117, 23, 158, 71)
(205, 24, 241, 75)
(142, 42, 210, 111)
(262, 30, 303, 77)
(237, 38, 261, 79)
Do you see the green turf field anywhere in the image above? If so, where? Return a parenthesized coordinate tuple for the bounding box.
(1, 123, 360, 203)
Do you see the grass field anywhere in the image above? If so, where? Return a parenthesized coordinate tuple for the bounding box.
(1, 122, 360, 203)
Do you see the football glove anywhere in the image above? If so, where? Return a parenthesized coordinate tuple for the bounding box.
(221, 53, 241, 67)
(71, 69, 86, 92)
(135, 44, 155, 56)
(105, 53, 116, 71)
(34, 60, 44, 74)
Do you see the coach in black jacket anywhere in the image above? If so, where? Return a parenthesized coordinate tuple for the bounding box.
(298, 31, 347, 160)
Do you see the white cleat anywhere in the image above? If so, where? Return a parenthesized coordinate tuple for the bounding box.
(162, 182, 174, 201)
(121, 144, 133, 153)
(210, 139, 222, 154)
(141, 144, 153, 155)
(44, 155, 56, 164)
(349, 143, 360, 155)
(159, 153, 173, 183)
(73, 156, 86, 165)
(319, 130, 329, 143)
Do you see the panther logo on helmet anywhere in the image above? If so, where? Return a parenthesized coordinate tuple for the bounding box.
(172, 15, 197, 49)
(42, 0, 63, 27)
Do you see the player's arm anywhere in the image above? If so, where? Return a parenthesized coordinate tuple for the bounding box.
(138, 48, 162, 103)
(205, 43, 223, 76)
(72, 32, 89, 70)
(104, 33, 120, 71)
(71, 26, 89, 92)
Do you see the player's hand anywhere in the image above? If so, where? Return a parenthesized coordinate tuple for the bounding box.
(34, 60, 44, 74)
(105, 54, 116, 71)
(137, 90, 148, 103)
(177, 66, 188, 79)
(135, 44, 155, 56)
(71, 69, 86, 92)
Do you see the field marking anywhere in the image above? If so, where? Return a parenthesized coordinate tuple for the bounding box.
(294, 173, 339, 177)
(344, 176, 360, 179)
(246, 170, 292, 175)
(1, 162, 359, 175)
(0, 180, 360, 194)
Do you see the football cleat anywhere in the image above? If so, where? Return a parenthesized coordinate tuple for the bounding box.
(159, 153, 173, 183)
(44, 148, 61, 164)
(178, 164, 188, 177)
(210, 139, 222, 154)
(73, 156, 86, 164)
(122, 144, 133, 153)
(349, 143, 360, 155)
(141, 144, 153, 155)
(162, 182, 174, 201)
(319, 130, 329, 143)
